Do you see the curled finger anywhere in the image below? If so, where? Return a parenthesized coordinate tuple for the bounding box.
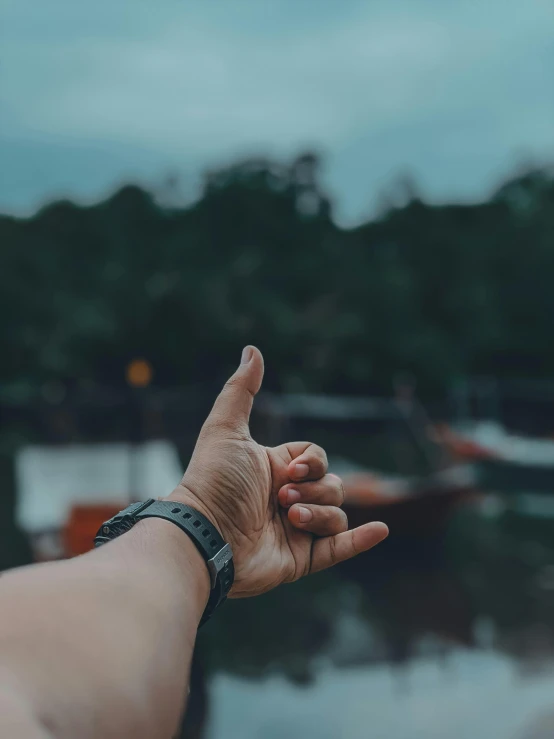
(285, 443, 328, 482)
(278, 474, 345, 508)
(288, 503, 348, 537)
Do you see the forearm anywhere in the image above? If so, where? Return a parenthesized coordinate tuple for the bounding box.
(0, 519, 209, 739)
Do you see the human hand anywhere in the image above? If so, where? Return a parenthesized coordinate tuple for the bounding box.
(167, 346, 388, 598)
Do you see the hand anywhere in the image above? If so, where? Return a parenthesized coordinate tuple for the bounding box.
(167, 346, 388, 598)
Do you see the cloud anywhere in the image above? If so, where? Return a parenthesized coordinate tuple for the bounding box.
(1, 0, 553, 221)
(3, 11, 450, 151)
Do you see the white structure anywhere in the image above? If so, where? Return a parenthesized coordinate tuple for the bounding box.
(458, 422, 554, 467)
(15, 441, 183, 533)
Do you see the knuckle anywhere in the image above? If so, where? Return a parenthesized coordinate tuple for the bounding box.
(319, 507, 347, 533)
(309, 444, 328, 470)
(320, 506, 334, 522)
(336, 509, 348, 531)
(224, 375, 241, 392)
(335, 480, 345, 505)
(224, 376, 255, 400)
(317, 447, 329, 468)
(322, 474, 344, 505)
(328, 473, 345, 504)
(327, 506, 342, 523)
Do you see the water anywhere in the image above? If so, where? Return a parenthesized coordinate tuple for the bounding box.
(192, 495, 554, 739)
(208, 655, 554, 739)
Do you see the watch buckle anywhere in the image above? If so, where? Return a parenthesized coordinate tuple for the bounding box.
(207, 543, 233, 589)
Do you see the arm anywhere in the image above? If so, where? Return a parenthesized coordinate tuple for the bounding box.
(0, 519, 208, 738)
(0, 347, 388, 738)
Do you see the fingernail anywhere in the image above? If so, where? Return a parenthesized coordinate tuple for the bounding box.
(241, 346, 253, 365)
(287, 489, 301, 505)
(295, 463, 309, 478)
(298, 506, 312, 523)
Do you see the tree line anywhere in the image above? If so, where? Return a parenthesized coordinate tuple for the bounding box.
(2, 154, 553, 403)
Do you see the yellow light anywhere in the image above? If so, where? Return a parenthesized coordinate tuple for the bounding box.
(126, 359, 153, 388)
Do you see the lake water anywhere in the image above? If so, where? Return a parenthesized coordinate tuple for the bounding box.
(193, 494, 554, 739)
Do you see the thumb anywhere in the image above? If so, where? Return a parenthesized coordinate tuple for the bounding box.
(206, 346, 264, 433)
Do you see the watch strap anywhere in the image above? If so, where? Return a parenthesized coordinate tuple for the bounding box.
(94, 499, 234, 626)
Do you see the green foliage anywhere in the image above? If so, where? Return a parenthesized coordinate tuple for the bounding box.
(1, 156, 553, 398)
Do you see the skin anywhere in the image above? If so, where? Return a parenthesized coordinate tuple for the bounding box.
(0, 347, 388, 738)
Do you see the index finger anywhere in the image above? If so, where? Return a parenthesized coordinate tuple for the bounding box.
(285, 442, 328, 481)
(310, 521, 389, 574)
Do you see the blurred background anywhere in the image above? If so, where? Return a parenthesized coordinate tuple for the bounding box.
(2, 1, 554, 737)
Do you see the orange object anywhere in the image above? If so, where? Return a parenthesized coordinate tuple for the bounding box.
(433, 423, 498, 462)
(62, 503, 126, 557)
(126, 358, 153, 388)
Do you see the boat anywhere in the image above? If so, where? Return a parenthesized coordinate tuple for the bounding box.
(436, 422, 554, 495)
(337, 460, 475, 537)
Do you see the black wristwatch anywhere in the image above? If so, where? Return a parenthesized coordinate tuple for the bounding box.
(94, 499, 234, 626)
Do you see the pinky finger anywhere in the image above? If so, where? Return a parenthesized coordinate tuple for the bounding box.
(310, 521, 389, 574)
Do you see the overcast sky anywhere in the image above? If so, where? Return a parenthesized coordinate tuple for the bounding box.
(1, 0, 553, 224)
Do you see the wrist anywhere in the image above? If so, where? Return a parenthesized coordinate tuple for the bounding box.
(124, 518, 211, 625)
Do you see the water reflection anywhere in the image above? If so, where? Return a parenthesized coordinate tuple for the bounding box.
(192, 495, 554, 738)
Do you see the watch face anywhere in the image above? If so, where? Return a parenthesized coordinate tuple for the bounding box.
(111, 515, 137, 538)
(96, 513, 135, 544)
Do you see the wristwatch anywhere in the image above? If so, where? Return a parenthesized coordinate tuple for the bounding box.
(94, 499, 234, 626)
